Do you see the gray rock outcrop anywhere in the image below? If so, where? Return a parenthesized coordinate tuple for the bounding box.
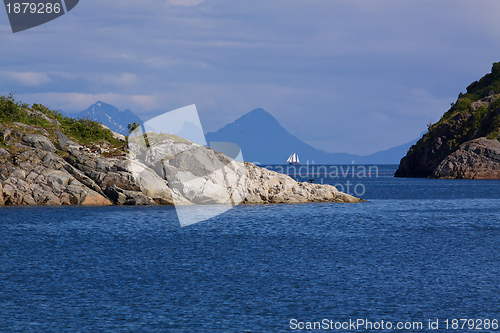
(433, 137, 500, 179)
(0, 149, 112, 206)
(1, 124, 361, 207)
(129, 135, 360, 205)
(55, 130, 79, 148)
(22, 134, 57, 152)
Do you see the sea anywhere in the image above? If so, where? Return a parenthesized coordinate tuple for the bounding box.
(1, 164, 500, 332)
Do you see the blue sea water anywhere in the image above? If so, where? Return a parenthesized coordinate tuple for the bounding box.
(1, 165, 500, 332)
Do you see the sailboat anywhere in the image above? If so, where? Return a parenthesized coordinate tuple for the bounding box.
(287, 152, 300, 165)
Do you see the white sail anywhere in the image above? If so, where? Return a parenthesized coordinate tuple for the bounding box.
(287, 152, 300, 164)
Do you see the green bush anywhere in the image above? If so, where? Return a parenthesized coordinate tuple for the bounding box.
(0, 94, 119, 146)
(474, 105, 488, 128)
(61, 116, 115, 144)
(0, 93, 30, 123)
(492, 62, 500, 79)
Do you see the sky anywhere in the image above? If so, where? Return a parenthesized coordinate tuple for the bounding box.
(2, 0, 500, 155)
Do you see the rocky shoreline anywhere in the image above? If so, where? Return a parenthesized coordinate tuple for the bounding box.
(0, 114, 360, 207)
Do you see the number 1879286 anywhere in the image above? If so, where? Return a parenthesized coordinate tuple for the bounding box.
(6, 2, 61, 14)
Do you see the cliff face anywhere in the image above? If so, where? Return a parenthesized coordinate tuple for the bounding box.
(0, 106, 360, 207)
(396, 62, 500, 178)
(433, 138, 500, 179)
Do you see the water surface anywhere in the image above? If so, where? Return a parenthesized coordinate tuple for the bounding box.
(1, 165, 500, 332)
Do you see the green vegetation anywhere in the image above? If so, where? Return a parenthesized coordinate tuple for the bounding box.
(0, 93, 45, 126)
(419, 62, 500, 157)
(0, 93, 123, 147)
(464, 62, 500, 101)
(61, 116, 117, 145)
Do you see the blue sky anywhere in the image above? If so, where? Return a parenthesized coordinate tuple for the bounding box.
(1, 0, 500, 155)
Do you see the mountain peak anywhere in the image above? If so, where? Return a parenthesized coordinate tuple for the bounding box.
(77, 101, 142, 135)
(206, 108, 315, 164)
(248, 107, 268, 114)
(228, 108, 281, 130)
(92, 101, 122, 108)
(244, 108, 274, 119)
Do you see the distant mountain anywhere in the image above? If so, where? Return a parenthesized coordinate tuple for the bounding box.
(359, 135, 423, 164)
(205, 108, 419, 165)
(206, 108, 324, 164)
(65, 101, 142, 135)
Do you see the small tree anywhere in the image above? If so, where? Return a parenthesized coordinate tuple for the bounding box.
(427, 119, 433, 131)
(127, 122, 141, 134)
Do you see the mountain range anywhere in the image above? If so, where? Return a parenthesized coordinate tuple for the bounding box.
(65, 103, 418, 164)
(205, 108, 419, 165)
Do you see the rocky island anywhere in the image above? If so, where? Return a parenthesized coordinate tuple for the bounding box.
(396, 62, 500, 179)
(0, 95, 360, 206)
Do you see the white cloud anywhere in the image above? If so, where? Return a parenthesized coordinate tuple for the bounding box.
(4, 71, 51, 86)
(45, 72, 137, 87)
(15, 92, 158, 116)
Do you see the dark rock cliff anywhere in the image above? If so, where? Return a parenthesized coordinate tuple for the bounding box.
(396, 62, 500, 178)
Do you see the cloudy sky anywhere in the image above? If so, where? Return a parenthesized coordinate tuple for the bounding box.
(1, 0, 500, 155)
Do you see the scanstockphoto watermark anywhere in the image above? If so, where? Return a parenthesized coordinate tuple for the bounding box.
(290, 318, 426, 330)
(289, 318, 500, 331)
(266, 162, 379, 197)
